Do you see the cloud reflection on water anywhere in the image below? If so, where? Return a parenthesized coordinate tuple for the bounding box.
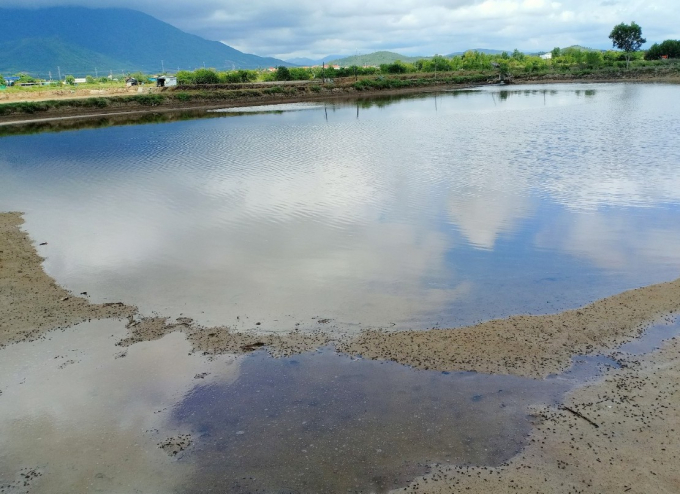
(0, 84, 679, 332)
(0, 320, 240, 493)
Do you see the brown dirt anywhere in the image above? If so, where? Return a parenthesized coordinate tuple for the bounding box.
(117, 315, 331, 357)
(0, 86, 143, 103)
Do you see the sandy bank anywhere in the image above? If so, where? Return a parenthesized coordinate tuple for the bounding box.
(0, 212, 135, 348)
(0, 212, 328, 356)
(341, 280, 680, 379)
(2, 211, 680, 379)
(399, 334, 680, 493)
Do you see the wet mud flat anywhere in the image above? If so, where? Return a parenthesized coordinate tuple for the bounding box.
(404, 333, 680, 493)
(172, 349, 573, 493)
(2, 210, 680, 493)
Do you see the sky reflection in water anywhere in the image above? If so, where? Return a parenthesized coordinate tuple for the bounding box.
(0, 83, 679, 331)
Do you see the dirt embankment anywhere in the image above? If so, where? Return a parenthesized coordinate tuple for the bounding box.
(1, 67, 678, 125)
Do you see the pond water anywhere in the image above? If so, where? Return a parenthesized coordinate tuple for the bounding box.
(1, 83, 679, 332)
(1, 83, 680, 492)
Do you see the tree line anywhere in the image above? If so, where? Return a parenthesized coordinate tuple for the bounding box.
(2, 22, 677, 88)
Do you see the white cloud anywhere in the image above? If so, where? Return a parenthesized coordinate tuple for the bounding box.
(2, 0, 678, 58)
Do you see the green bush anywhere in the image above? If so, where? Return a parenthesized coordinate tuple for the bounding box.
(274, 66, 291, 81)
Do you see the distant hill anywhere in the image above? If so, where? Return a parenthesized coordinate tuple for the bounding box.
(285, 55, 345, 66)
(329, 51, 427, 67)
(446, 49, 507, 57)
(560, 45, 604, 53)
(0, 7, 292, 77)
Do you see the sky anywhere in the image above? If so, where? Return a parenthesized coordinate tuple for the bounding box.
(2, 0, 679, 60)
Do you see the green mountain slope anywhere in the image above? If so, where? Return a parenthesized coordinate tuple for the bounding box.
(329, 51, 426, 67)
(446, 49, 506, 57)
(0, 38, 127, 77)
(0, 7, 292, 77)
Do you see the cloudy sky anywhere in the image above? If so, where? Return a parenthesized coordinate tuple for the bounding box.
(4, 1, 680, 62)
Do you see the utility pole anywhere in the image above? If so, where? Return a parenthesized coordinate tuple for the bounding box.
(57, 66, 61, 81)
(161, 60, 164, 73)
(354, 49, 358, 81)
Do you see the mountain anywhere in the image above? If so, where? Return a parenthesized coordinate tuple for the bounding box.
(285, 55, 345, 66)
(560, 45, 605, 53)
(0, 7, 292, 77)
(329, 51, 426, 67)
(446, 49, 507, 57)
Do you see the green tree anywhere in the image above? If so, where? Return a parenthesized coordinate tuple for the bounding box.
(190, 69, 219, 85)
(609, 22, 646, 68)
(16, 73, 36, 83)
(644, 39, 680, 60)
(65, 75, 76, 85)
(585, 51, 603, 67)
(380, 61, 407, 74)
(551, 47, 562, 59)
(85, 75, 96, 84)
(176, 70, 195, 85)
(274, 66, 291, 81)
(0, 74, 5, 86)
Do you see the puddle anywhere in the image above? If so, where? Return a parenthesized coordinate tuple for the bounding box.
(171, 349, 571, 493)
(617, 316, 680, 355)
(1, 316, 678, 493)
(0, 320, 240, 494)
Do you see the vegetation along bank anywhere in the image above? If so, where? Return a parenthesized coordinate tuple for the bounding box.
(1, 49, 679, 123)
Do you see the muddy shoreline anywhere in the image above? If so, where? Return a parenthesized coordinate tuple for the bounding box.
(2, 211, 679, 377)
(1, 71, 679, 126)
(2, 210, 680, 492)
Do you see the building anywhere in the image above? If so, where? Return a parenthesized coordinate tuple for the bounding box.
(156, 76, 177, 87)
(540, 52, 552, 60)
(3, 76, 20, 86)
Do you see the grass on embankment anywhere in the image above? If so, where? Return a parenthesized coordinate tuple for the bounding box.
(1, 65, 678, 118)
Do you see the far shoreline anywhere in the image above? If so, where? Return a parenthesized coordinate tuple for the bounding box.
(1, 71, 679, 128)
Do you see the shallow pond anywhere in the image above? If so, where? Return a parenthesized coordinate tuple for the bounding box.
(1, 83, 679, 332)
(1, 83, 680, 492)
